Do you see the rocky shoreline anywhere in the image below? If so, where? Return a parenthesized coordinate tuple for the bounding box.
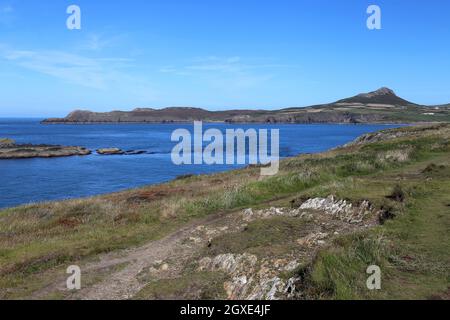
(41, 88, 450, 125)
(96, 148, 148, 155)
(0, 140, 91, 159)
(1, 124, 449, 300)
(0, 139, 154, 159)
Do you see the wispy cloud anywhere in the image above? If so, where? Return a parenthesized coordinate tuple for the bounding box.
(185, 56, 243, 72)
(160, 56, 293, 89)
(3, 48, 111, 89)
(80, 33, 126, 51)
(1, 45, 294, 105)
(0, 4, 14, 26)
(0, 44, 159, 101)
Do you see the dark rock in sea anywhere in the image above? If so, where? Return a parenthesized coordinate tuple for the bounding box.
(124, 150, 147, 155)
(96, 148, 125, 155)
(96, 149, 148, 155)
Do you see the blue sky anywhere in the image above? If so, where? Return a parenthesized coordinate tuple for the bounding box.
(0, 0, 449, 117)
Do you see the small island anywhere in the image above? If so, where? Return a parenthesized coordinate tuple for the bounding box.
(95, 148, 150, 155)
(0, 138, 91, 159)
(97, 148, 125, 155)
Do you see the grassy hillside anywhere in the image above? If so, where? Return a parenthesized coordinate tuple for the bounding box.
(0, 124, 449, 299)
(42, 88, 450, 124)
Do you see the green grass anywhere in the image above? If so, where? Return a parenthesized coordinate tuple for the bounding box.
(134, 271, 228, 300)
(1, 124, 449, 299)
(295, 161, 450, 299)
(205, 217, 310, 258)
(340, 105, 450, 123)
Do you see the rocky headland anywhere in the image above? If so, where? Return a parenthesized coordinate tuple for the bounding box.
(42, 88, 450, 124)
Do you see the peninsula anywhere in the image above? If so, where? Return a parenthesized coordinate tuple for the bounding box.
(42, 88, 450, 124)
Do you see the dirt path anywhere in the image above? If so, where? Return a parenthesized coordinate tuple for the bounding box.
(31, 210, 243, 300)
(30, 194, 378, 300)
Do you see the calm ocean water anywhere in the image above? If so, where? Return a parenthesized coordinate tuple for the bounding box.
(0, 119, 401, 209)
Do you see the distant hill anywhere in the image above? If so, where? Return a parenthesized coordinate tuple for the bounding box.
(335, 87, 416, 106)
(42, 88, 450, 124)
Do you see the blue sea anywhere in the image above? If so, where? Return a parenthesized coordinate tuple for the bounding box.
(0, 119, 401, 209)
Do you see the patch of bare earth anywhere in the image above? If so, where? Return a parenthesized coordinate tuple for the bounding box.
(31, 196, 383, 300)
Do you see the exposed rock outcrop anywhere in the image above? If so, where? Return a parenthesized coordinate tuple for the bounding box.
(0, 143, 91, 159)
(96, 148, 149, 155)
(243, 197, 374, 224)
(198, 253, 301, 300)
(198, 196, 382, 300)
(198, 253, 258, 275)
(298, 196, 373, 224)
(242, 207, 301, 221)
(96, 148, 125, 155)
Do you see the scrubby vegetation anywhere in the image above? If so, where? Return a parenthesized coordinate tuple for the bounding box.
(0, 124, 449, 299)
(298, 174, 450, 299)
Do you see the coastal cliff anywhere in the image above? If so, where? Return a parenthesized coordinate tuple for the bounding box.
(42, 88, 450, 124)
